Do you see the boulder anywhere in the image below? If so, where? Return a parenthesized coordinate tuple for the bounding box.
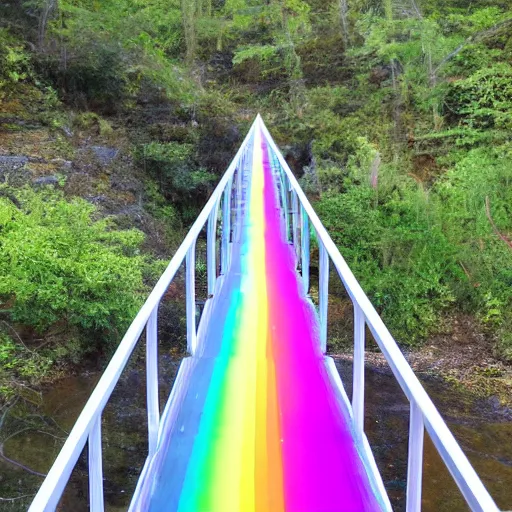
(33, 175, 59, 187)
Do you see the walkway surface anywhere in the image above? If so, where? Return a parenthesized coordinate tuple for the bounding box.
(133, 128, 382, 511)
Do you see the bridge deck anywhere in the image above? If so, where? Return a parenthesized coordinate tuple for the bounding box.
(132, 128, 382, 511)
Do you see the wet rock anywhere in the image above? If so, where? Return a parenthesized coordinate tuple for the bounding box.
(33, 175, 59, 187)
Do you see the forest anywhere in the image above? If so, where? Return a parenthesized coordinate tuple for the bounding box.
(0, 0, 511, 399)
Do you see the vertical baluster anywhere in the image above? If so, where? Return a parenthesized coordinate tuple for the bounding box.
(221, 178, 232, 274)
(236, 162, 242, 208)
(292, 191, 299, 264)
(146, 307, 159, 458)
(228, 177, 234, 269)
(280, 178, 287, 219)
(281, 174, 290, 241)
(406, 402, 425, 512)
(301, 206, 310, 294)
(352, 304, 365, 436)
(88, 415, 104, 512)
(288, 179, 293, 242)
(319, 241, 329, 353)
(207, 201, 219, 296)
(186, 241, 197, 355)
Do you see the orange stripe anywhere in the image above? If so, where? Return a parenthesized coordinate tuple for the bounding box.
(265, 339, 285, 511)
(255, 348, 268, 510)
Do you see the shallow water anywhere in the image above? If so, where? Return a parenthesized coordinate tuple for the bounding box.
(336, 358, 512, 511)
(0, 356, 510, 511)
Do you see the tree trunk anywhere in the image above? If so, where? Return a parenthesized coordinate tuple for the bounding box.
(281, 5, 305, 115)
(182, 0, 197, 64)
(38, 0, 57, 50)
(339, 0, 349, 48)
(339, 0, 350, 48)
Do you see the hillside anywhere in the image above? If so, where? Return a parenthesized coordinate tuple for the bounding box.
(0, 0, 511, 399)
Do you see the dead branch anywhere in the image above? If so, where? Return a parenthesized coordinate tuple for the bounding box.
(0, 495, 34, 502)
(485, 196, 512, 250)
(1, 321, 34, 353)
(432, 18, 512, 81)
(0, 449, 47, 477)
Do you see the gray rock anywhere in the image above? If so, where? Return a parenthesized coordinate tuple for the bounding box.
(33, 175, 59, 187)
(91, 146, 119, 166)
(0, 155, 29, 171)
(51, 158, 73, 170)
(61, 126, 73, 138)
(86, 195, 108, 204)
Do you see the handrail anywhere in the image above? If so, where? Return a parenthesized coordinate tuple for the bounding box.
(258, 116, 499, 512)
(29, 120, 257, 512)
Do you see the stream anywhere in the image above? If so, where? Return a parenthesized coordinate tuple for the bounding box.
(0, 356, 511, 511)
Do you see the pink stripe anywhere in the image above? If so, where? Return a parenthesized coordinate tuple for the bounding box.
(261, 135, 380, 511)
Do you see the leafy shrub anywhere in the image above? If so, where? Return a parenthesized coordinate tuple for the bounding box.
(137, 142, 216, 221)
(436, 146, 512, 358)
(445, 63, 512, 130)
(0, 28, 31, 97)
(35, 35, 130, 112)
(0, 187, 148, 344)
(315, 181, 457, 344)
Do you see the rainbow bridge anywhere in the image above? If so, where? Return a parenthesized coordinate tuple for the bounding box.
(29, 117, 499, 512)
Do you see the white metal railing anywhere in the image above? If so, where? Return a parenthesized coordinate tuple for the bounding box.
(28, 120, 257, 512)
(258, 117, 499, 512)
(30, 115, 499, 512)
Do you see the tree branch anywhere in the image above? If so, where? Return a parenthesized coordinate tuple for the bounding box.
(432, 18, 512, 80)
(485, 196, 512, 250)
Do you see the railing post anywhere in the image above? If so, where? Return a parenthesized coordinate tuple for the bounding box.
(281, 174, 290, 241)
(207, 201, 219, 296)
(352, 304, 365, 436)
(221, 178, 232, 274)
(319, 241, 329, 353)
(146, 307, 159, 459)
(406, 402, 425, 512)
(301, 206, 310, 294)
(292, 190, 299, 264)
(186, 241, 197, 355)
(236, 164, 242, 208)
(88, 415, 104, 512)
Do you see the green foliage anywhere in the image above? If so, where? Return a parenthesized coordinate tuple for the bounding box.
(137, 142, 216, 220)
(0, 187, 148, 341)
(0, 331, 54, 387)
(316, 177, 457, 344)
(445, 63, 512, 130)
(26, 0, 193, 111)
(1, 0, 511, 373)
(435, 146, 512, 357)
(0, 29, 32, 96)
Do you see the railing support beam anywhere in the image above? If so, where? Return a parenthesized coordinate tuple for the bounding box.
(352, 304, 365, 436)
(146, 307, 159, 459)
(221, 178, 232, 274)
(282, 174, 290, 241)
(301, 206, 310, 294)
(88, 415, 104, 512)
(406, 402, 425, 512)
(319, 241, 329, 353)
(207, 202, 219, 296)
(186, 241, 197, 355)
(292, 190, 299, 264)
